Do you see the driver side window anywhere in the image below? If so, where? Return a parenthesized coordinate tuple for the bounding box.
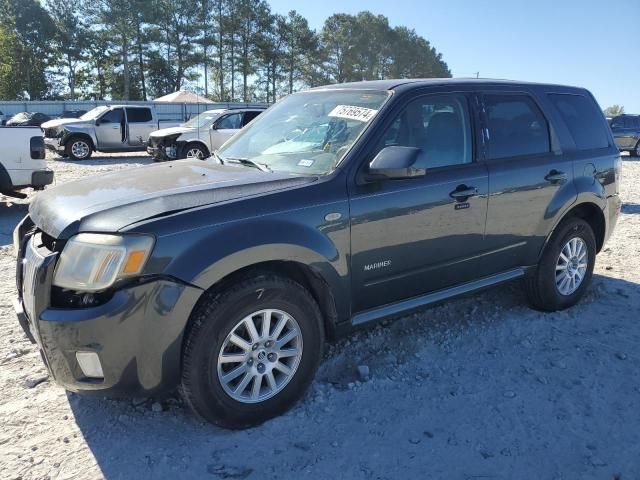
(217, 113, 243, 130)
(379, 94, 472, 169)
(99, 108, 123, 124)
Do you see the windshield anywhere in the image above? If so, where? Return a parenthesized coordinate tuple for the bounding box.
(183, 110, 224, 128)
(80, 106, 110, 121)
(217, 90, 390, 175)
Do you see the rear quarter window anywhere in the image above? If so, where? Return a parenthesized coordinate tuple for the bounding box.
(548, 93, 609, 150)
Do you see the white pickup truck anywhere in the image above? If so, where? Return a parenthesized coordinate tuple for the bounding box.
(0, 127, 53, 199)
(41, 105, 181, 160)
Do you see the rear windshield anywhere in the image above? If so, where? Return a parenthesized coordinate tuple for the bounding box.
(548, 93, 609, 150)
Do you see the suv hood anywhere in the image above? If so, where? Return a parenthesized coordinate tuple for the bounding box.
(149, 126, 193, 138)
(29, 159, 316, 239)
(41, 118, 88, 129)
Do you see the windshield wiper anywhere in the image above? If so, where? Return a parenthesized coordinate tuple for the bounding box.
(222, 156, 272, 172)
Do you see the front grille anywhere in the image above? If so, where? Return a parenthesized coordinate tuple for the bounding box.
(44, 128, 62, 139)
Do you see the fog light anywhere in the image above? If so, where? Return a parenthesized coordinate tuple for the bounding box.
(76, 351, 104, 379)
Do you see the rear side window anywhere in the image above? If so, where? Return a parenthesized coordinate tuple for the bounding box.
(126, 108, 152, 123)
(242, 111, 261, 127)
(548, 94, 609, 150)
(483, 94, 550, 159)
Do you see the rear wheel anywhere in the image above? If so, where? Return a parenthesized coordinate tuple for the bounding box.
(634, 141, 640, 157)
(525, 217, 596, 311)
(66, 137, 92, 160)
(181, 274, 324, 429)
(183, 143, 209, 160)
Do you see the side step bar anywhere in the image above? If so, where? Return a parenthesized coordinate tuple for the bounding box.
(351, 268, 524, 327)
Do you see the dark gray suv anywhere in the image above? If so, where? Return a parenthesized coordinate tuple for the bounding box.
(609, 114, 640, 156)
(14, 79, 622, 429)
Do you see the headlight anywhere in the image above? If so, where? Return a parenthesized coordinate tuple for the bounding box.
(53, 233, 154, 291)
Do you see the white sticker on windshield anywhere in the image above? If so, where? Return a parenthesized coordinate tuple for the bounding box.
(328, 105, 378, 123)
(298, 159, 315, 167)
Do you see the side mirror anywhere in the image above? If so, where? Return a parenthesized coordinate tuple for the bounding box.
(365, 146, 425, 181)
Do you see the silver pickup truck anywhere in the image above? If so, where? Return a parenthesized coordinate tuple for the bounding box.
(41, 105, 180, 160)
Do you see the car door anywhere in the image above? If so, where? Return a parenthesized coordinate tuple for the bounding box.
(479, 91, 576, 272)
(126, 108, 156, 146)
(210, 111, 244, 150)
(349, 92, 489, 313)
(96, 108, 125, 148)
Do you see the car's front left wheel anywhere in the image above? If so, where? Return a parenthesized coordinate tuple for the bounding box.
(66, 137, 93, 160)
(180, 273, 324, 429)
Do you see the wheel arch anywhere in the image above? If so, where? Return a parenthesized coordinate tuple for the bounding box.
(541, 200, 606, 258)
(180, 140, 210, 158)
(186, 259, 340, 342)
(63, 132, 95, 151)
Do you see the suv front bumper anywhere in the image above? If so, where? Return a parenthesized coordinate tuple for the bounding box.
(15, 229, 201, 397)
(44, 137, 65, 154)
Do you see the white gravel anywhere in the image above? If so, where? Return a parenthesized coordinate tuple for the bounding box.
(1, 152, 639, 479)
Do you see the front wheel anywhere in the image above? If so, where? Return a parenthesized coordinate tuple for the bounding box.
(634, 141, 640, 157)
(183, 143, 209, 160)
(525, 217, 596, 311)
(65, 137, 92, 160)
(181, 274, 324, 429)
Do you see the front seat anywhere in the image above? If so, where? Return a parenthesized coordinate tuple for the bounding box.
(421, 112, 464, 168)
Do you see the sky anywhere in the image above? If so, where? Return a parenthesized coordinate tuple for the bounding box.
(268, 0, 640, 113)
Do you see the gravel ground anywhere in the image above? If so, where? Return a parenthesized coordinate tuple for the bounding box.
(0, 152, 639, 480)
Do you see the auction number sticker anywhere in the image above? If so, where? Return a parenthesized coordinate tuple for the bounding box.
(328, 105, 378, 122)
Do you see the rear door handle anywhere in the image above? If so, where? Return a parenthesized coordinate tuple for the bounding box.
(544, 170, 567, 183)
(450, 185, 478, 201)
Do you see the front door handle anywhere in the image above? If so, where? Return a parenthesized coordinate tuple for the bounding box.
(450, 185, 478, 201)
(545, 170, 567, 183)
(111, 125, 120, 129)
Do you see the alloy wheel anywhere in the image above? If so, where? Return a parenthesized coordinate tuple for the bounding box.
(186, 148, 205, 159)
(217, 309, 303, 403)
(71, 140, 90, 159)
(555, 237, 588, 295)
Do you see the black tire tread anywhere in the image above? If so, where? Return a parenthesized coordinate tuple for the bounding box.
(525, 216, 596, 312)
(180, 273, 324, 429)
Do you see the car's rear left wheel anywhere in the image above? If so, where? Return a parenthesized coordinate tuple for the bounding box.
(181, 273, 324, 429)
(525, 217, 596, 311)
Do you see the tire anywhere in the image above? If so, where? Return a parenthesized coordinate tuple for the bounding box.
(181, 273, 325, 429)
(525, 217, 596, 311)
(65, 136, 92, 160)
(634, 141, 640, 157)
(183, 142, 209, 160)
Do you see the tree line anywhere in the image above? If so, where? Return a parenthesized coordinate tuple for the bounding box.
(0, 0, 451, 102)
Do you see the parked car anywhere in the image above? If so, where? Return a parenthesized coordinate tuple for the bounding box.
(58, 109, 87, 119)
(147, 107, 266, 160)
(0, 126, 53, 198)
(609, 114, 640, 156)
(6, 112, 52, 127)
(14, 79, 621, 429)
(41, 105, 181, 160)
